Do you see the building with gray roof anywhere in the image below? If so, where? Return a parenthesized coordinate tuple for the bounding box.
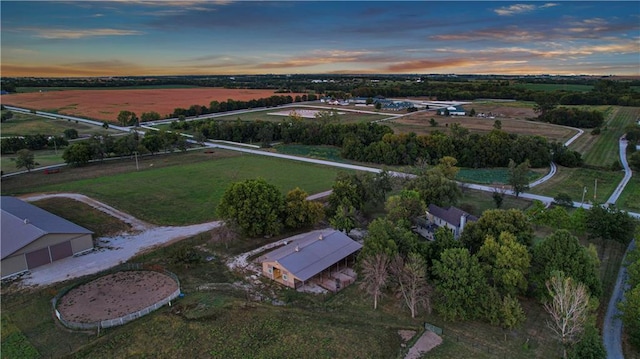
(426, 204, 478, 239)
(261, 229, 361, 292)
(1, 196, 93, 279)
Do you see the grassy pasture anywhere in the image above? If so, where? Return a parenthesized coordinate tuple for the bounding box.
(1, 150, 66, 174)
(32, 197, 131, 237)
(389, 113, 576, 143)
(210, 106, 389, 124)
(456, 167, 542, 185)
(616, 174, 640, 213)
(273, 144, 345, 162)
(0, 111, 114, 137)
(457, 187, 533, 217)
(578, 107, 640, 168)
(528, 166, 624, 204)
(3, 152, 346, 225)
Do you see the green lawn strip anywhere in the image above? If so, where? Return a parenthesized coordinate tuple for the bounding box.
(211, 107, 387, 123)
(458, 187, 533, 216)
(21, 154, 347, 225)
(273, 144, 345, 162)
(0, 111, 115, 137)
(32, 197, 131, 237)
(1, 151, 65, 174)
(456, 167, 543, 185)
(582, 107, 640, 168)
(616, 174, 640, 213)
(0, 315, 40, 359)
(528, 166, 623, 204)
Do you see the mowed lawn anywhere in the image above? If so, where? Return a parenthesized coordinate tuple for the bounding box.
(528, 166, 623, 203)
(617, 174, 640, 213)
(573, 106, 639, 168)
(0, 110, 116, 137)
(17, 154, 346, 225)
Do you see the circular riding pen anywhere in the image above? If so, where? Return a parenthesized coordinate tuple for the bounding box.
(52, 263, 181, 330)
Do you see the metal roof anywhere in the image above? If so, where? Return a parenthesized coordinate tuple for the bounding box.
(428, 204, 478, 227)
(263, 229, 362, 282)
(1, 196, 93, 259)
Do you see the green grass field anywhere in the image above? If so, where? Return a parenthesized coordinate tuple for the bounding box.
(528, 166, 624, 204)
(273, 144, 345, 162)
(32, 197, 130, 237)
(580, 107, 640, 168)
(5, 154, 347, 225)
(457, 187, 533, 217)
(1, 150, 65, 174)
(1, 111, 115, 138)
(616, 174, 640, 213)
(456, 167, 542, 185)
(210, 107, 388, 124)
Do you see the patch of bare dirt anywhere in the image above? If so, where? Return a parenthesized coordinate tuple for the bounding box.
(404, 330, 443, 359)
(56, 270, 178, 323)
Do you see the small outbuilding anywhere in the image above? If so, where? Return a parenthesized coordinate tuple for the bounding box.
(1, 196, 94, 279)
(261, 229, 361, 292)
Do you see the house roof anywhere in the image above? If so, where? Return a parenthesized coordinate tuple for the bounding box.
(263, 229, 362, 281)
(1, 196, 93, 259)
(428, 204, 478, 227)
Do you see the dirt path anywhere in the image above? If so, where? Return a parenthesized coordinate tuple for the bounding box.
(404, 330, 443, 359)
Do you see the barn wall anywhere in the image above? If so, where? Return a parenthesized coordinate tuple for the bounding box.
(70, 234, 94, 254)
(1, 255, 28, 279)
(12, 233, 92, 257)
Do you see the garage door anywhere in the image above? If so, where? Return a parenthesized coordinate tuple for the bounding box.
(25, 247, 51, 269)
(50, 241, 73, 261)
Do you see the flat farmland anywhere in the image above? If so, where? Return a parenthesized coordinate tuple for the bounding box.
(1, 88, 305, 123)
(390, 113, 576, 143)
(211, 106, 389, 123)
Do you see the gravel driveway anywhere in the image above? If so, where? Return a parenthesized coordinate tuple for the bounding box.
(14, 194, 221, 288)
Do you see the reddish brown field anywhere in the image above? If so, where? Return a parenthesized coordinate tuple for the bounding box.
(2, 88, 304, 122)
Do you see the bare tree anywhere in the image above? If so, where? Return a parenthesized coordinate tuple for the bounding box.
(544, 273, 590, 359)
(212, 222, 238, 249)
(359, 253, 390, 310)
(391, 253, 432, 318)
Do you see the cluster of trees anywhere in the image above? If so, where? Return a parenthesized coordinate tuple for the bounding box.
(173, 114, 393, 149)
(216, 178, 324, 237)
(540, 107, 605, 128)
(354, 165, 637, 357)
(342, 128, 556, 168)
(62, 131, 188, 167)
(169, 94, 315, 119)
(1, 134, 68, 154)
(619, 246, 640, 350)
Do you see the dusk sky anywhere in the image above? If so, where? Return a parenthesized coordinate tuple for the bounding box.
(1, 1, 639, 77)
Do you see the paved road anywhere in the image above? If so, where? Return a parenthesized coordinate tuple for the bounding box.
(602, 135, 636, 359)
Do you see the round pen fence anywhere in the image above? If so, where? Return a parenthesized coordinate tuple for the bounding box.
(51, 263, 181, 330)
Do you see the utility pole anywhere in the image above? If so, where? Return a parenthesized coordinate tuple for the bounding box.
(134, 151, 139, 171)
(581, 186, 587, 205)
(594, 179, 598, 202)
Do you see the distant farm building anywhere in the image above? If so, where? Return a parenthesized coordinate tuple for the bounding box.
(436, 106, 466, 116)
(261, 229, 361, 292)
(1, 196, 94, 279)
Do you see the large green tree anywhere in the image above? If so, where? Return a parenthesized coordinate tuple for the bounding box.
(618, 285, 640, 348)
(460, 208, 534, 253)
(507, 159, 530, 198)
(585, 205, 637, 246)
(117, 110, 138, 126)
(360, 217, 421, 258)
(385, 189, 426, 224)
(12, 149, 36, 172)
(531, 230, 602, 298)
(477, 231, 531, 296)
(62, 142, 93, 167)
(432, 248, 489, 321)
(283, 187, 324, 229)
(216, 178, 284, 237)
(408, 168, 461, 207)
